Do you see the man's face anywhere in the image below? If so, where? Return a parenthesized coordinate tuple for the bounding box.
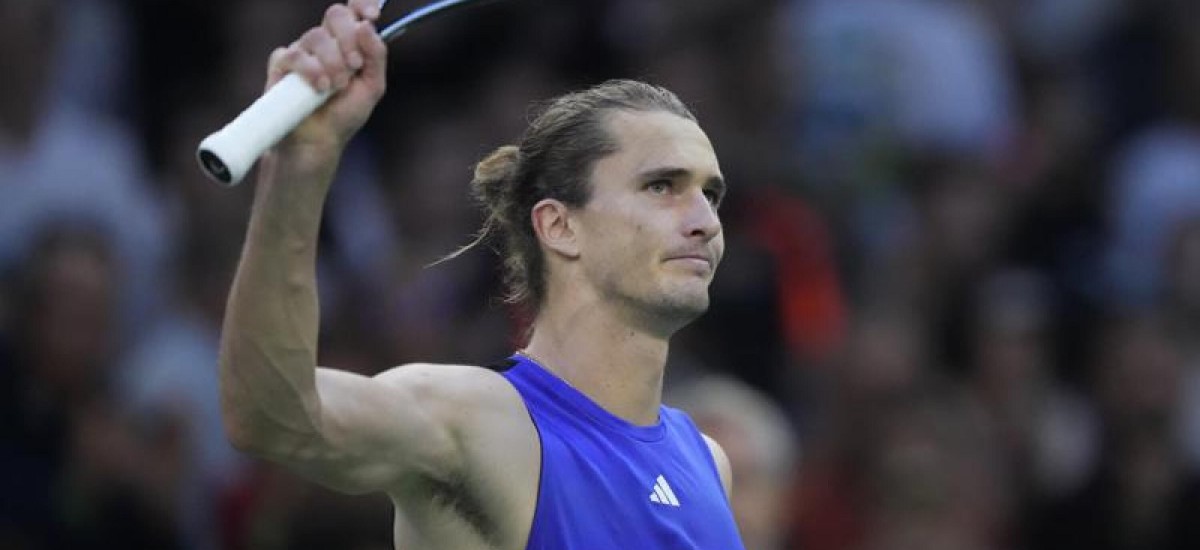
(572, 109, 726, 330)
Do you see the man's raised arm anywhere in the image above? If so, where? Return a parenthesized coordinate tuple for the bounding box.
(217, 0, 460, 495)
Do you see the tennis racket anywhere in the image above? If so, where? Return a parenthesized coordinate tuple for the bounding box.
(197, 0, 499, 186)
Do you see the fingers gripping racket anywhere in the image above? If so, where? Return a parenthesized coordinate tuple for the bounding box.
(197, 0, 497, 186)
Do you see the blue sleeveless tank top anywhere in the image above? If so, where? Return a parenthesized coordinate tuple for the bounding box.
(498, 354, 745, 550)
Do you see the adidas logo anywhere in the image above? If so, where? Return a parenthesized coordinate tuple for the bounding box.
(648, 475, 680, 507)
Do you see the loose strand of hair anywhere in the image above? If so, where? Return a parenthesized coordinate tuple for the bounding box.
(426, 217, 498, 269)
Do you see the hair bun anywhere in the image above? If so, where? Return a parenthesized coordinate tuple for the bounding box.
(471, 145, 521, 224)
(472, 145, 520, 188)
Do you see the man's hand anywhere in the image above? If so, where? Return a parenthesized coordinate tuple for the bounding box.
(268, 0, 388, 153)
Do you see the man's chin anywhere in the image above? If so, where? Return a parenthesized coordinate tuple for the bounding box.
(618, 285, 711, 333)
(655, 292, 710, 324)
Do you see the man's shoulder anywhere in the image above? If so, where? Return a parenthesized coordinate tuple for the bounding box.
(374, 360, 512, 388)
(373, 361, 526, 418)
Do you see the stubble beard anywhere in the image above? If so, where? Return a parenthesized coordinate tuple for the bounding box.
(616, 278, 711, 336)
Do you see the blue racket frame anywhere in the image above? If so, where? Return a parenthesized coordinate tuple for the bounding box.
(378, 0, 500, 42)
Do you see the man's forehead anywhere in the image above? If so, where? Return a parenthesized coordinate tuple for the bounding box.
(602, 110, 721, 176)
(605, 110, 708, 146)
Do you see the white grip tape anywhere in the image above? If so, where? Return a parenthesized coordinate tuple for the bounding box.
(197, 73, 333, 186)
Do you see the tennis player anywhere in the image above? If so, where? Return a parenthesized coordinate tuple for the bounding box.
(218, 1, 743, 548)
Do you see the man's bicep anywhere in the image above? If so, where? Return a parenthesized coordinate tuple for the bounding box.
(276, 365, 464, 494)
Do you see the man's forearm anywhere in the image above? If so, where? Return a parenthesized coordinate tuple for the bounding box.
(219, 148, 340, 454)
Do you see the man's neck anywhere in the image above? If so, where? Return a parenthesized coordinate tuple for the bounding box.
(522, 299, 670, 426)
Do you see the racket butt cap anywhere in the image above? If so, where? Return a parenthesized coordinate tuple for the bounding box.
(197, 147, 237, 186)
(197, 131, 256, 187)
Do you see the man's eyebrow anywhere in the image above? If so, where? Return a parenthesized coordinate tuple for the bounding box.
(638, 167, 726, 192)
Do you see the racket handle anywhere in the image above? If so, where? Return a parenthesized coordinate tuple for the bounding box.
(197, 73, 333, 186)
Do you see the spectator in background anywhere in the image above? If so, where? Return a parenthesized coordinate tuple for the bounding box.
(858, 384, 1012, 550)
(0, 0, 167, 339)
(789, 306, 933, 550)
(772, 1, 1021, 363)
(1034, 314, 1200, 550)
(1105, 2, 1200, 307)
(0, 223, 179, 548)
(893, 158, 1015, 351)
(1106, 127, 1200, 306)
(964, 268, 1100, 545)
(792, 302, 1018, 550)
(774, 0, 1015, 183)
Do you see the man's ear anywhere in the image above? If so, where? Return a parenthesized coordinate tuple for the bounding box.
(531, 199, 580, 259)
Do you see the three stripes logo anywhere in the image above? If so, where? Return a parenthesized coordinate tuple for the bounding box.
(648, 475, 680, 507)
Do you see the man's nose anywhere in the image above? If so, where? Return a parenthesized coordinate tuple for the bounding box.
(683, 189, 722, 240)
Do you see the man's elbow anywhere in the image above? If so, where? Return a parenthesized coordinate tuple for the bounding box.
(220, 401, 292, 458)
(221, 404, 324, 463)
(223, 414, 266, 454)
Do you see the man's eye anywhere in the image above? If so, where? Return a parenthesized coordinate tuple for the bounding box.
(647, 180, 672, 194)
(704, 189, 720, 206)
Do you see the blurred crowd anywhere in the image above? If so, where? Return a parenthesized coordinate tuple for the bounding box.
(3, 0, 1200, 548)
